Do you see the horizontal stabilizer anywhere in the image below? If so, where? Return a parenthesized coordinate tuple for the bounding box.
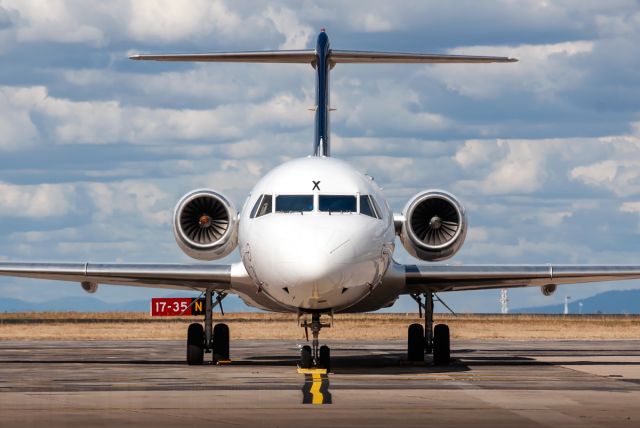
(329, 50, 517, 64)
(130, 50, 316, 63)
(130, 49, 517, 65)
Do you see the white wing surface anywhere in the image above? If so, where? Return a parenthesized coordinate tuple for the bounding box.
(0, 262, 232, 291)
(404, 264, 640, 292)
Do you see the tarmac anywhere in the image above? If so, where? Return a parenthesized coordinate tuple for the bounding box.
(0, 339, 639, 427)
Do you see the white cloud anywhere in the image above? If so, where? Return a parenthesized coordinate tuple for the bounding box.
(524, 210, 573, 227)
(126, 0, 241, 43)
(3, 0, 106, 46)
(0, 84, 312, 145)
(334, 78, 451, 134)
(455, 139, 550, 195)
(422, 41, 594, 100)
(0, 87, 40, 150)
(0, 182, 75, 217)
(570, 160, 618, 186)
(86, 181, 171, 226)
(264, 6, 312, 49)
(1, 0, 313, 50)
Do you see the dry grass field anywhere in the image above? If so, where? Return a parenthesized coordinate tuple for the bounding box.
(1, 312, 639, 340)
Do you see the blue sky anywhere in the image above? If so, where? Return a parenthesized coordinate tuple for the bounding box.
(1, 0, 640, 312)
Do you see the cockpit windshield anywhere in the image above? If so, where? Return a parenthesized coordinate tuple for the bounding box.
(275, 195, 314, 212)
(250, 193, 382, 218)
(319, 195, 356, 213)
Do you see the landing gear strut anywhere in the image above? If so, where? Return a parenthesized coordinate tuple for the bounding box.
(299, 313, 331, 371)
(408, 292, 451, 366)
(186, 288, 229, 365)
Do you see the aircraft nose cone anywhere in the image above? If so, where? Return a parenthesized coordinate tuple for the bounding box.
(246, 216, 386, 310)
(274, 232, 350, 290)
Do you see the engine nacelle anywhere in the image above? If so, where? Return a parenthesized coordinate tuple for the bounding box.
(173, 189, 238, 261)
(541, 284, 557, 296)
(81, 281, 98, 294)
(399, 190, 467, 261)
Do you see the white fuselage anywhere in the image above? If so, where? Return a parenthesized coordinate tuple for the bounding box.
(238, 157, 396, 312)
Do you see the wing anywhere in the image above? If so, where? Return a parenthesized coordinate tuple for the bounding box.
(0, 261, 295, 312)
(0, 261, 231, 291)
(404, 264, 640, 292)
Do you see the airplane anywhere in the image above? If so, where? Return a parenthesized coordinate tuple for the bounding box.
(2, 29, 640, 369)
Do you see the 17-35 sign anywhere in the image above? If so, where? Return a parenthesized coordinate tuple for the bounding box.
(150, 298, 206, 316)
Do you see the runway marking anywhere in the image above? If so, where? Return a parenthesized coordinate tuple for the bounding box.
(300, 370, 332, 405)
(296, 368, 327, 375)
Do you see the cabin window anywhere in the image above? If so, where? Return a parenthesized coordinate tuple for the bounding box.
(275, 195, 314, 213)
(250, 194, 273, 218)
(359, 195, 379, 218)
(319, 195, 357, 213)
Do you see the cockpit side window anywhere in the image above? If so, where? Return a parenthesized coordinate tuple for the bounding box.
(275, 195, 314, 213)
(359, 195, 379, 218)
(369, 196, 383, 219)
(319, 195, 357, 213)
(250, 194, 272, 218)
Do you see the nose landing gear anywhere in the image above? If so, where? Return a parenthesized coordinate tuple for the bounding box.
(299, 312, 332, 371)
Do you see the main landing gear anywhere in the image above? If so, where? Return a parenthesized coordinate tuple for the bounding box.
(299, 313, 332, 371)
(408, 292, 451, 366)
(186, 288, 230, 365)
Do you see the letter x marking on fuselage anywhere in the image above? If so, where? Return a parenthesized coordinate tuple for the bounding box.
(312, 181, 321, 191)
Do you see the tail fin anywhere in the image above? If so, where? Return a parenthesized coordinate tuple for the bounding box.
(131, 30, 517, 157)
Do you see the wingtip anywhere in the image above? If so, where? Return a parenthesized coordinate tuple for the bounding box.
(508, 57, 519, 63)
(129, 54, 141, 60)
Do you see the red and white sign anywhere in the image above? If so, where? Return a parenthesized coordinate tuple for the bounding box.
(150, 298, 205, 316)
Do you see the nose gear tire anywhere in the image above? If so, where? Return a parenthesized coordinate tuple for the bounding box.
(319, 345, 331, 371)
(300, 345, 312, 369)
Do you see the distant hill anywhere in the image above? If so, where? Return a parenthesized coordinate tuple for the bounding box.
(514, 289, 640, 314)
(2, 289, 638, 314)
(0, 294, 260, 313)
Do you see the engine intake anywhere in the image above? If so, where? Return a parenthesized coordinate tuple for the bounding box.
(400, 190, 467, 261)
(541, 284, 557, 296)
(173, 189, 238, 260)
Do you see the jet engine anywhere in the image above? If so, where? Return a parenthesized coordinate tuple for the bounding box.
(81, 281, 98, 294)
(541, 284, 557, 296)
(399, 190, 467, 261)
(173, 189, 238, 261)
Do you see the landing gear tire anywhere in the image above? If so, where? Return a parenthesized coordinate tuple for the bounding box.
(300, 345, 312, 369)
(433, 324, 450, 366)
(187, 323, 204, 366)
(319, 345, 331, 372)
(212, 323, 230, 363)
(407, 323, 425, 362)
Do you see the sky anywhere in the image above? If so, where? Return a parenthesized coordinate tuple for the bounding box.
(1, 0, 640, 313)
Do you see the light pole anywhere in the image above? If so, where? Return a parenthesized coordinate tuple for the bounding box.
(564, 295, 571, 315)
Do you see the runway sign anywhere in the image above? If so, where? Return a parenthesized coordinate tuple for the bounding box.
(150, 298, 206, 316)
